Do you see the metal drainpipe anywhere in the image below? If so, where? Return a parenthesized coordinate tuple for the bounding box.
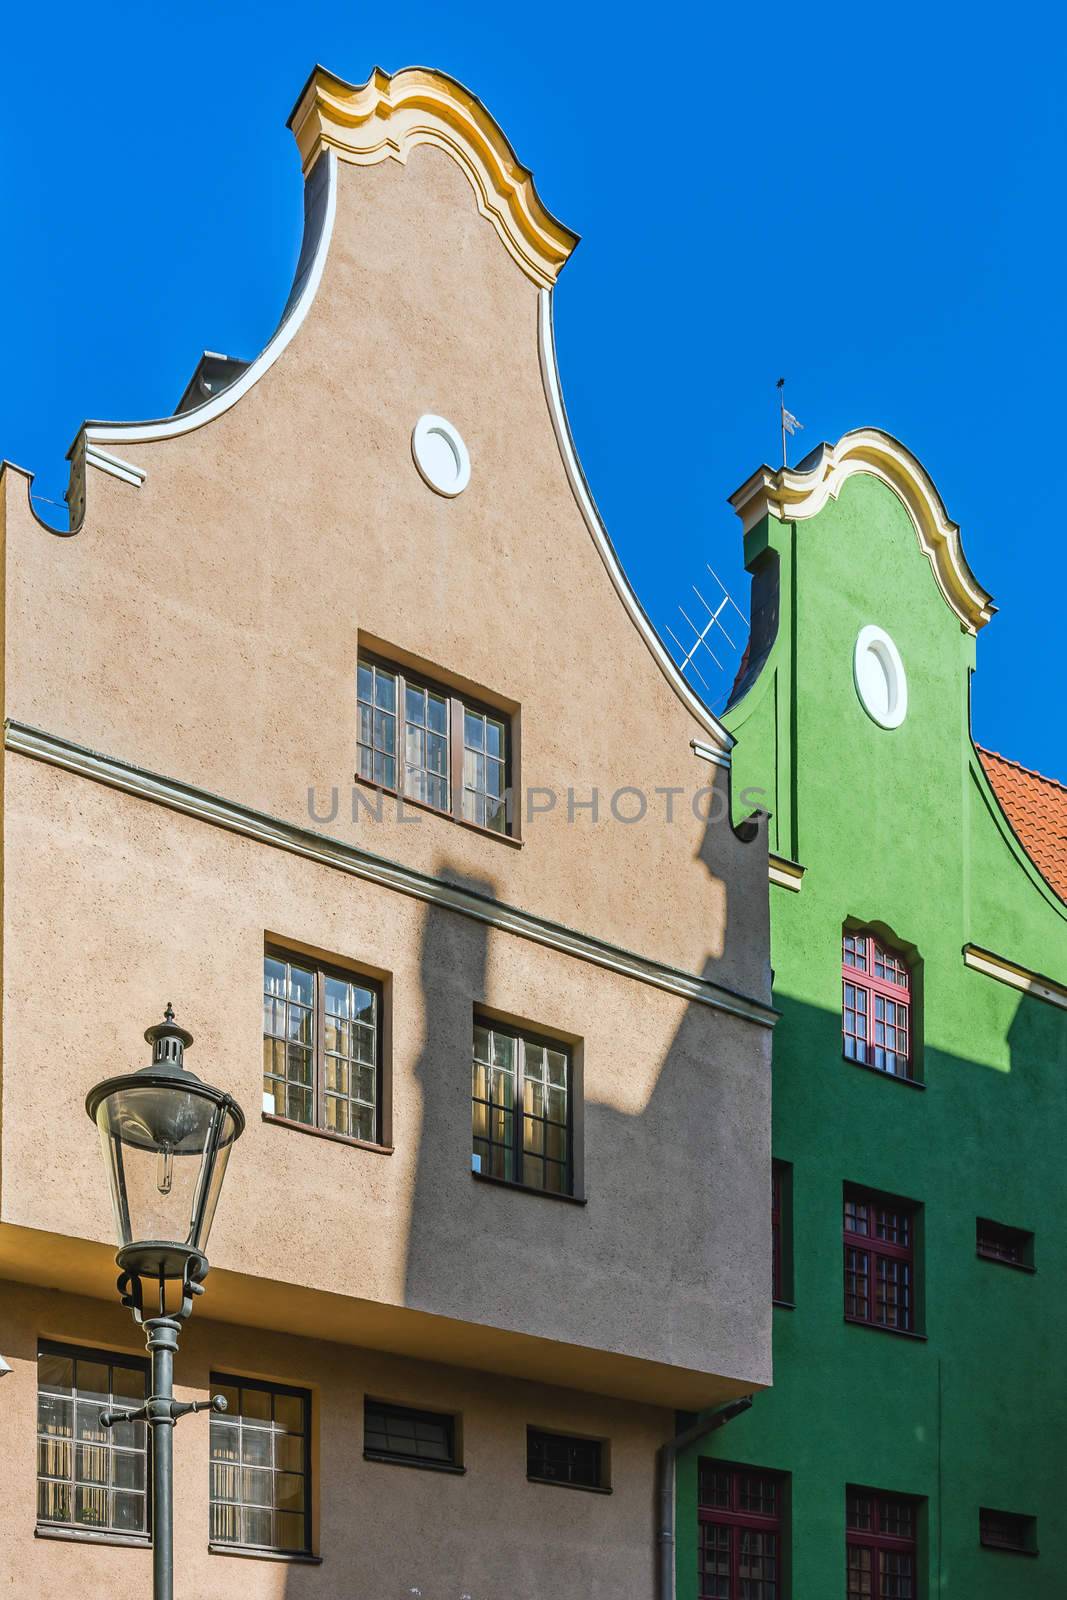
(656, 1396, 754, 1600)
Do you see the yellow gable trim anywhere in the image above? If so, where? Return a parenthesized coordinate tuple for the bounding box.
(730, 428, 995, 635)
(289, 65, 579, 289)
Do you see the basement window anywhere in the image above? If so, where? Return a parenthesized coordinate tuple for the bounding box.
(976, 1218, 1034, 1270)
(364, 1399, 461, 1473)
(980, 1507, 1037, 1554)
(527, 1429, 609, 1492)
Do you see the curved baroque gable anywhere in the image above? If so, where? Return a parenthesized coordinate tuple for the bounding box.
(288, 64, 579, 289)
(729, 427, 995, 635)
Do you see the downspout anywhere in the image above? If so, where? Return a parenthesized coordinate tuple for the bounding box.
(656, 1395, 753, 1600)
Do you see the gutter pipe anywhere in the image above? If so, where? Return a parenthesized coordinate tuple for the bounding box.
(656, 1395, 754, 1599)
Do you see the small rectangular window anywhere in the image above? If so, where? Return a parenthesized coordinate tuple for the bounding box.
(979, 1507, 1036, 1554)
(698, 1462, 783, 1598)
(263, 949, 382, 1143)
(527, 1428, 606, 1491)
(36, 1342, 150, 1541)
(209, 1375, 310, 1554)
(976, 1218, 1034, 1270)
(472, 1020, 572, 1195)
(357, 653, 512, 835)
(844, 1187, 918, 1334)
(847, 1488, 920, 1598)
(364, 1399, 458, 1470)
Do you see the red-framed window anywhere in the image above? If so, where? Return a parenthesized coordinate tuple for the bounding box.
(844, 1188, 917, 1333)
(771, 1162, 792, 1304)
(698, 1462, 783, 1599)
(843, 931, 912, 1079)
(847, 1488, 918, 1599)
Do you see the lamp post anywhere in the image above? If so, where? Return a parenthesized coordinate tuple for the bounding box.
(85, 1004, 245, 1600)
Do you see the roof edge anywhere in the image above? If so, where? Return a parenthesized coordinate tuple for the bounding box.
(537, 289, 734, 759)
(62, 147, 336, 487)
(729, 427, 995, 635)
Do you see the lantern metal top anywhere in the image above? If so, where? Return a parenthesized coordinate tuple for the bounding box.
(85, 1004, 245, 1297)
(85, 1003, 246, 1136)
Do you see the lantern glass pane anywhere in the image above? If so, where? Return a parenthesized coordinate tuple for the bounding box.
(94, 1084, 238, 1253)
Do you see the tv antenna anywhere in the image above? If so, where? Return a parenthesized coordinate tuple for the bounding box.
(665, 564, 750, 709)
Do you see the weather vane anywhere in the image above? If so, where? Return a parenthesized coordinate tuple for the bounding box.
(776, 377, 804, 469)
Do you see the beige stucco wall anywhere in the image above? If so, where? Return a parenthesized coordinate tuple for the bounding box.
(0, 752, 770, 1399)
(0, 1279, 671, 1599)
(0, 100, 772, 1411)
(1, 145, 769, 999)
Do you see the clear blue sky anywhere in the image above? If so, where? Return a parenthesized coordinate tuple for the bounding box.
(2, 3, 1063, 780)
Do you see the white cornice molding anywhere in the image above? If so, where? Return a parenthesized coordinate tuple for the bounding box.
(538, 290, 734, 760)
(690, 739, 731, 771)
(963, 945, 1067, 1011)
(288, 65, 578, 289)
(84, 445, 146, 487)
(729, 429, 995, 636)
(76, 151, 337, 452)
(5, 721, 774, 1029)
(768, 855, 805, 892)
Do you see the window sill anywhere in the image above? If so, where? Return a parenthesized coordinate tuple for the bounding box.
(526, 1475, 612, 1495)
(36, 1524, 150, 1550)
(980, 1539, 1039, 1557)
(353, 774, 523, 847)
(772, 1297, 796, 1310)
(844, 1316, 926, 1342)
(262, 1113, 393, 1155)
(976, 1250, 1035, 1273)
(209, 1542, 322, 1564)
(364, 1451, 466, 1475)
(471, 1170, 587, 1205)
(844, 1055, 925, 1090)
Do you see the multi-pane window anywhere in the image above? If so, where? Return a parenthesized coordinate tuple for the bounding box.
(843, 931, 913, 1078)
(527, 1429, 605, 1490)
(36, 1342, 149, 1539)
(698, 1463, 782, 1600)
(844, 1189, 917, 1333)
(771, 1162, 793, 1304)
(364, 1400, 458, 1469)
(472, 1021, 571, 1195)
(263, 950, 381, 1143)
(402, 679, 450, 810)
(357, 654, 510, 834)
(209, 1376, 310, 1554)
(462, 707, 507, 829)
(979, 1507, 1036, 1553)
(847, 1489, 918, 1599)
(976, 1218, 1034, 1269)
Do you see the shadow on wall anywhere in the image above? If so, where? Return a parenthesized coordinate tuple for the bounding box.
(675, 981, 1067, 1600)
(276, 805, 767, 1599)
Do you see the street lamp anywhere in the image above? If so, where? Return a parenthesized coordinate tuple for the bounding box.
(86, 1004, 245, 1600)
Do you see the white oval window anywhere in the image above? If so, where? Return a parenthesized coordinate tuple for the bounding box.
(411, 414, 470, 497)
(853, 625, 907, 729)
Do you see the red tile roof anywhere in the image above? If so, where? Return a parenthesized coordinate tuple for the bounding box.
(978, 747, 1067, 903)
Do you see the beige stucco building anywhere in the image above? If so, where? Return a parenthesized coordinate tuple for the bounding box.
(0, 65, 774, 1598)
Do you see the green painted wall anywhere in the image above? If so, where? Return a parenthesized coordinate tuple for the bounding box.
(677, 470, 1067, 1597)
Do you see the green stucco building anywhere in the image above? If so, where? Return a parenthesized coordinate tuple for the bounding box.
(677, 428, 1067, 1598)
